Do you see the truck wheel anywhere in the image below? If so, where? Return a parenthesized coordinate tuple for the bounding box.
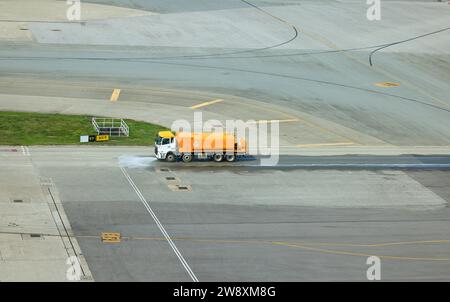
(166, 153, 176, 162)
(182, 154, 193, 163)
(213, 154, 224, 162)
(225, 154, 236, 162)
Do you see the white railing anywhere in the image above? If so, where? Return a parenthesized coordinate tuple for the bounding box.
(120, 119, 129, 137)
(92, 117, 129, 137)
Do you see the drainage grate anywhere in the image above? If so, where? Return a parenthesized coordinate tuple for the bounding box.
(21, 233, 44, 240)
(168, 184, 192, 192)
(10, 198, 27, 203)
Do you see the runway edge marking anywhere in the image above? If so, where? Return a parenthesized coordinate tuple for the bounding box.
(120, 167, 199, 282)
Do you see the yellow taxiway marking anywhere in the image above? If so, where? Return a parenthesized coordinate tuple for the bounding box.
(374, 82, 401, 88)
(110, 89, 121, 102)
(248, 119, 300, 124)
(303, 30, 450, 110)
(128, 237, 450, 261)
(297, 142, 356, 148)
(101, 232, 121, 243)
(75, 234, 450, 262)
(190, 99, 223, 109)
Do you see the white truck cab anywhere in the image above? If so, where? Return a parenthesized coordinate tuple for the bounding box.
(155, 131, 177, 161)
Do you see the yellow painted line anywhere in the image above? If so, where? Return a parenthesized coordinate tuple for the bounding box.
(302, 30, 450, 110)
(297, 142, 356, 148)
(101, 232, 121, 243)
(328, 239, 450, 248)
(248, 119, 300, 124)
(190, 99, 223, 109)
(271, 241, 450, 262)
(110, 89, 121, 102)
(374, 82, 400, 88)
(73, 234, 450, 261)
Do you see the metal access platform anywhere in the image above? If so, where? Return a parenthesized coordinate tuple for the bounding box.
(92, 117, 129, 137)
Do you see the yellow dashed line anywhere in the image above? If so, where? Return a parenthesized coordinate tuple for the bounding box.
(190, 99, 223, 109)
(110, 89, 121, 102)
(297, 142, 356, 148)
(374, 82, 401, 88)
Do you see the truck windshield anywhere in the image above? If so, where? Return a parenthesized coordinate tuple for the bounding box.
(155, 136, 170, 145)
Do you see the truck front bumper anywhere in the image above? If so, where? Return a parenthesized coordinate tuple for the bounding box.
(155, 146, 164, 159)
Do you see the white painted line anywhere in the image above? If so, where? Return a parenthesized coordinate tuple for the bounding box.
(21, 146, 30, 156)
(120, 167, 199, 282)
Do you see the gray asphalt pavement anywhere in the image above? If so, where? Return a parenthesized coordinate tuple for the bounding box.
(27, 147, 450, 281)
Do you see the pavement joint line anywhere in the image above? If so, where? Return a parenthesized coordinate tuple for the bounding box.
(47, 186, 90, 279)
(247, 118, 300, 124)
(110, 89, 121, 102)
(190, 99, 223, 109)
(297, 142, 357, 148)
(120, 167, 199, 282)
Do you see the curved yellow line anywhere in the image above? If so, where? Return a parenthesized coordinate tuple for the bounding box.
(78, 235, 450, 261)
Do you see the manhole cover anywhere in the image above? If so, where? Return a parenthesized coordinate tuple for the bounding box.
(21, 233, 43, 240)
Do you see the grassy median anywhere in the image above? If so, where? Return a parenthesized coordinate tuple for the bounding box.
(0, 111, 168, 146)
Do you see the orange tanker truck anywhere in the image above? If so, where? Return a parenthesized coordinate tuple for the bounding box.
(155, 131, 248, 162)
